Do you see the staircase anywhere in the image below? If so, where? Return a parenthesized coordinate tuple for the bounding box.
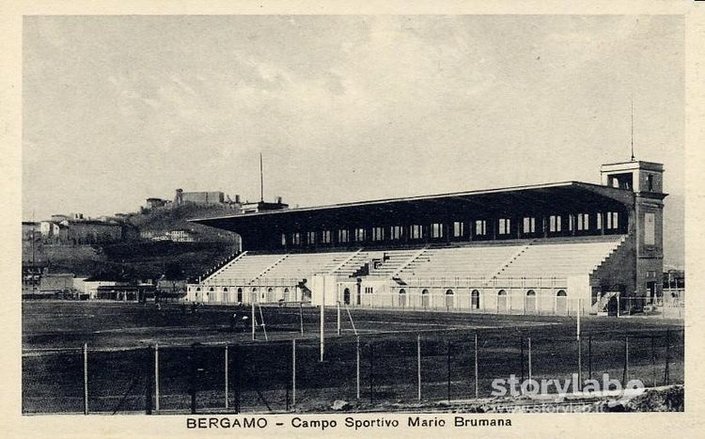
(488, 241, 535, 281)
(249, 254, 290, 284)
(199, 251, 247, 282)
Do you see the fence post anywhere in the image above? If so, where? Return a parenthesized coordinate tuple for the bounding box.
(527, 337, 532, 382)
(234, 344, 240, 413)
(369, 341, 374, 403)
(83, 343, 89, 415)
(520, 336, 525, 383)
(622, 335, 629, 385)
(145, 345, 153, 415)
(299, 303, 304, 335)
(356, 337, 361, 400)
(417, 334, 422, 401)
(664, 330, 671, 385)
(651, 335, 656, 387)
(291, 339, 296, 408)
(588, 335, 592, 381)
(155, 343, 160, 412)
(190, 344, 197, 414)
(224, 345, 229, 410)
(447, 341, 452, 404)
(474, 333, 479, 399)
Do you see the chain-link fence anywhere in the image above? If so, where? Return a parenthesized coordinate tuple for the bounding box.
(22, 328, 684, 414)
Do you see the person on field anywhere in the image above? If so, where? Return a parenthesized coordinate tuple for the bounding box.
(230, 312, 238, 332)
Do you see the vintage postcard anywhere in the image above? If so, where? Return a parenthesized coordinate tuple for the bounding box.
(2, 1, 704, 438)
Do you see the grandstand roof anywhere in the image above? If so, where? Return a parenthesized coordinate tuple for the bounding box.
(190, 181, 634, 233)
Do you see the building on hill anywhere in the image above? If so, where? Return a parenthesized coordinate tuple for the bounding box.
(175, 189, 225, 206)
(22, 221, 41, 241)
(144, 198, 171, 210)
(185, 159, 667, 316)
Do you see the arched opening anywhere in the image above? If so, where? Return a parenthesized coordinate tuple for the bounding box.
(343, 288, 351, 305)
(445, 289, 454, 309)
(497, 290, 508, 313)
(283, 288, 290, 302)
(525, 290, 537, 314)
(267, 287, 274, 302)
(556, 290, 567, 315)
(607, 295, 619, 316)
(421, 289, 430, 308)
(251, 288, 258, 303)
(471, 290, 480, 310)
(223, 287, 229, 303)
(237, 288, 243, 303)
(398, 289, 407, 307)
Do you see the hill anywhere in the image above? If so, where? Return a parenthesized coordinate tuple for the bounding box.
(24, 203, 242, 281)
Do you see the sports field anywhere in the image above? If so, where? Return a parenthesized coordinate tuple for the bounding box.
(22, 301, 684, 414)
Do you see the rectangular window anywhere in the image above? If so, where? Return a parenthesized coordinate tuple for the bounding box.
(549, 215, 562, 232)
(372, 227, 385, 242)
(498, 218, 511, 235)
(453, 221, 464, 237)
(647, 174, 654, 192)
(577, 213, 590, 231)
(522, 217, 536, 234)
(431, 223, 444, 239)
(645, 213, 655, 245)
(390, 226, 403, 240)
(410, 225, 424, 240)
(307, 231, 316, 245)
(338, 229, 349, 243)
(596, 213, 603, 230)
(321, 230, 331, 244)
(606, 212, 619, 230)
(354, 228, 366, 242)
(281, 233, 287, 246)
(475, 220, 487, 236)
(292, 232, 301, 245)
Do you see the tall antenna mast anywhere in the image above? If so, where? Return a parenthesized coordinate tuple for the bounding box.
(630, 97, 635, 162)
(259, 153, 264, 203)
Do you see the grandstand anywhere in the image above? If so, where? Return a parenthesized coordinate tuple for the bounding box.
(187, 159, 666, 316)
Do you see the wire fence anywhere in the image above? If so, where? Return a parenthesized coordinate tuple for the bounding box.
(22, 327, 684, 414)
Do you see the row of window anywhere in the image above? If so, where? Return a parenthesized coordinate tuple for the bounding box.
(281, 212, 621, 246)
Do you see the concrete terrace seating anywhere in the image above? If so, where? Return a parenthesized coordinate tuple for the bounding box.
(368, 249, 420, 276)
(398, 244, 525, 281)
(494, 236, 625, 279)
(256, 251, 356, 282)
(204, 253, 284, 284)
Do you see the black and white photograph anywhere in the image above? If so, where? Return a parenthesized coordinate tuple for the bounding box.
(5, 2, 704, 437)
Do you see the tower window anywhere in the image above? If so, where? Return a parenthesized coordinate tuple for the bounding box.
(647, 174, 654, 192)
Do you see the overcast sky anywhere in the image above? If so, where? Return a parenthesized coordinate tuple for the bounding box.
(22, 15, 684, 266)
